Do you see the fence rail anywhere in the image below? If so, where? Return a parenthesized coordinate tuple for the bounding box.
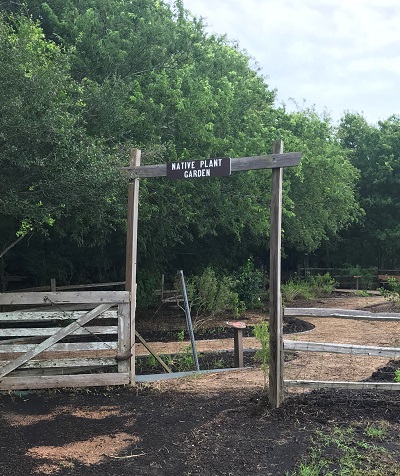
(283, 307, 400, 391)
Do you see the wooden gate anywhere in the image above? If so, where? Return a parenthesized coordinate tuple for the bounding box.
(0, 291, 131, 390)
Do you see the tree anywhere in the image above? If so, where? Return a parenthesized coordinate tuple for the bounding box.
(338, 112, 400, 268)
(0, 14, 126, 260)
(271, 108, 362, 254)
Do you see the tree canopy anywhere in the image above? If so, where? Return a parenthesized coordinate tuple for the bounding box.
(1, 0, 396, 300)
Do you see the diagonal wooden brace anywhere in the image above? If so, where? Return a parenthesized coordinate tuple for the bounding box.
(0, 303, 113, 379)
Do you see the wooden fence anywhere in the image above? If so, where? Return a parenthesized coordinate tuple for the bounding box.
(283, 308, 400, 391)
(0, 291, 131, 390)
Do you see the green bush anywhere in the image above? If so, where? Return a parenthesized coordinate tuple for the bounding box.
(235, 258, 263, 309)
(308, 272, 337, 296)
(184, 267, 244, 318)
(282, 277, 314, 303)
(379, 277, 400, 307)
(282, 273, 336, 304)
(394, 368, 400, 382)
(343, 265, 378, 289)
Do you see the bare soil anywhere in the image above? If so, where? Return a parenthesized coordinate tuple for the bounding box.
(1, 293, 400, 475)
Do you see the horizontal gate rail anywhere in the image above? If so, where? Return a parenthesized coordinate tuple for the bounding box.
(0, 310, 118, 322)
(0, 326, 118, 337)
(0, 291, 129, 306)
(0, 373, 130, 391)
(0, 342, 118, 353)
(0, 357, 117, 369)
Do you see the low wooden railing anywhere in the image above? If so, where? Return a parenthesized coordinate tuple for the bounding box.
(283, 308, 400, 391)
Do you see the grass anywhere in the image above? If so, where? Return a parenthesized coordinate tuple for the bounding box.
(282, 273, 337, 304)
(289, 422, 399, 476)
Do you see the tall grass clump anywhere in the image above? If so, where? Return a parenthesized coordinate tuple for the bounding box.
(282, 273, 336, 304)
(253, 321, 270, 387)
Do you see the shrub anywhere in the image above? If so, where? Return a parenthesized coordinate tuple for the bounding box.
(379, 277, 400, 307)
(394, 368, 400, 382)
(308, 272, 337, 296)
(235, 259, 263, 309)
(281, 273, 336, 304)
(343, 265, 378, 290)
(183, 267, 244, 318)
(282, 277, 313, 303)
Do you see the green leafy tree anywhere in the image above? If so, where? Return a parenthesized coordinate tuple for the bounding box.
(277, 107, 362, 252)
(338, 113, 400, 268)
(0, 14, 126, 272)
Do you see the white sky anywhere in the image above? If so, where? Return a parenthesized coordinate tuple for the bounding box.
(180, 0, 400, 124)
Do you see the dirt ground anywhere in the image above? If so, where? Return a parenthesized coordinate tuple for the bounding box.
(1, 294, 400, 475)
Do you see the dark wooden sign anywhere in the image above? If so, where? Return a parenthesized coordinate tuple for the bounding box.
(166, 157, 231, 180)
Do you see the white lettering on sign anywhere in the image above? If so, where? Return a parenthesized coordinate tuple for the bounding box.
(184, 169, 212, 178)
(171, 161, 195, 171)
(199, 159, 222, 168)
(167, 157, 230, 180)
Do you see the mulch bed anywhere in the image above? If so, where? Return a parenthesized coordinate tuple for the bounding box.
(1, 366, 400, 476)
(1, 298, 399, 475)
(137, 316, 313, 343)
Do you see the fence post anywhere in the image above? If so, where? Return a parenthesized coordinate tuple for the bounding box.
(125, 148, 141, 385)
(269, 140, 284, 408)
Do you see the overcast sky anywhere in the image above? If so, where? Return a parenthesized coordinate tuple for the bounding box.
(181, 0, 400, 124)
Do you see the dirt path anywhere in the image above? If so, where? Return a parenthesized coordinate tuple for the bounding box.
(138, 295, 399, 388)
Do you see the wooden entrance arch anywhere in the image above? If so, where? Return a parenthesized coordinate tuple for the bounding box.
(123, 141, 302, 408)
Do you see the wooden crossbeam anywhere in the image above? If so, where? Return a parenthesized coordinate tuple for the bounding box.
(122, 153, 302, 178)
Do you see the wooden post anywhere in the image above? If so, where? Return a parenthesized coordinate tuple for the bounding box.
(269, 140, 284, 408)
(233, 328, 244, 368)
(125, 148, 141, 385)
(50, 279, 57, 292)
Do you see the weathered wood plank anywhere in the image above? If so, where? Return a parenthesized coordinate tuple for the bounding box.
(0, 310, 118, 322)
(284, 308, 400, 321)
(8, 367, 114, 377)
(269, 140, 284, 409)
(122, 152, 302, 178)
(284, 380, 400, 391)
(117, 303, 131, 374)
(18, 281, 126, 292)
(0, 326, 118, 337)
(135, 330, 172, 373)
(0, 341, 117, 353)
(0, 304, 112, 378)
(284, 340, 400, 358)
(0, 291, 129, 305)
(125, 148, 140, 384)
(0, 373, 129, 390)
(0, 357, 117, 369)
